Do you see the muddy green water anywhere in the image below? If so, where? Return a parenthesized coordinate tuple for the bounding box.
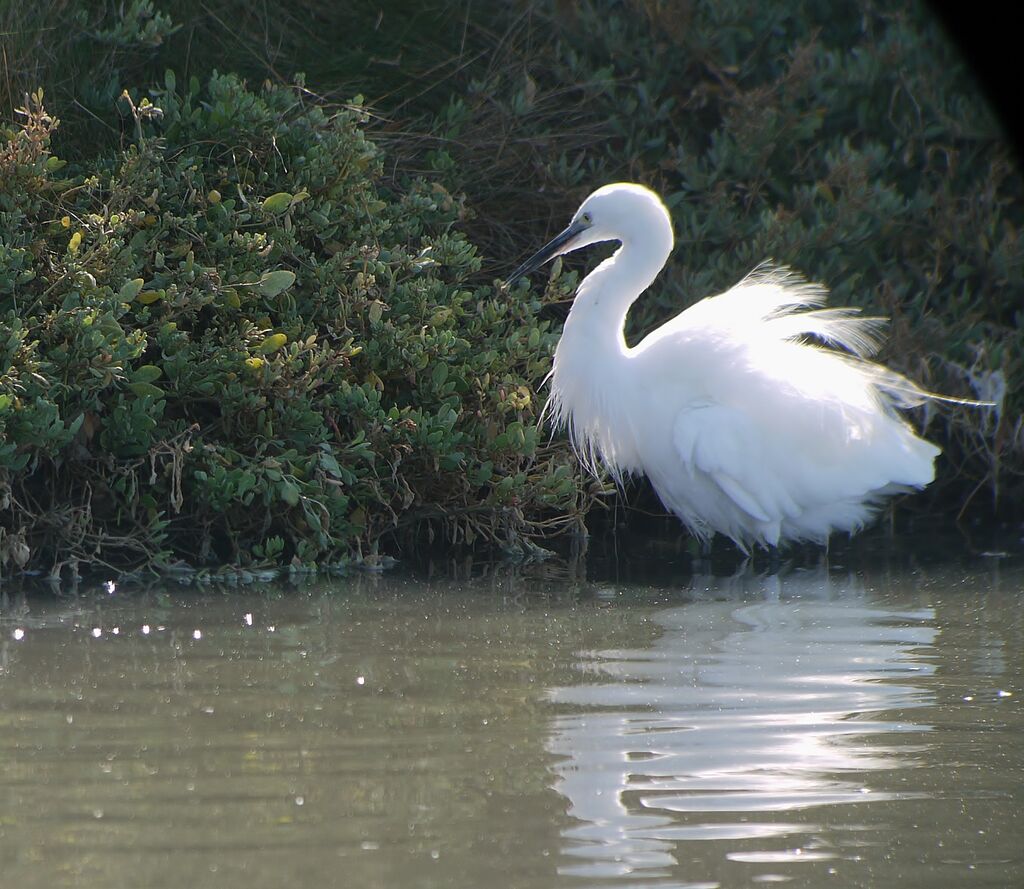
(1, 548, 1022, 888)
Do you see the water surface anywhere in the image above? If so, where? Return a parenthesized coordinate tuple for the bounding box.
(1, 548, 1021, 887)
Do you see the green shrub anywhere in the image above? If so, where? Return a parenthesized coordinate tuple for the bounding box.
(0, 77, 590, 575)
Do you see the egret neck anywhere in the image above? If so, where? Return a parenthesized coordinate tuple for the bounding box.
(549, 229, 673, 478)
(559, 230, 673, 358)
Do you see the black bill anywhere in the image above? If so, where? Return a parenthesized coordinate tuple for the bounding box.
(505, 217, 590, 286)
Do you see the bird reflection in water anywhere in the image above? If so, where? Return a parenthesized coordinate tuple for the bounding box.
(544, 566, 937, 881)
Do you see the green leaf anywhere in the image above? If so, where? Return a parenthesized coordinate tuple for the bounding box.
(259, 270, 296, 297)
(279, 480, 300, 506)
(129, 382, 166, 399)
(301, 501, 322, 531)
(262, 192, 294, 214)
(319, 452, 343, 478)
(132, 364, 163, 383)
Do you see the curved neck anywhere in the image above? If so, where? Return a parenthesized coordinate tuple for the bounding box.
(546, 233, 671, 474)
(561, 234, 672, 356)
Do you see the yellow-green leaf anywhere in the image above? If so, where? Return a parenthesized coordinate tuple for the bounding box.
(368, 300, 383, 324)
(132, 364, 163, 384)
(259, 270, 296, 297)
(119, 278, 145, 300)
(221, 288, 241, 308)
(258, 333, 288, 354)
(207, 189, 222, 204)
(129, 382, 165, 399)
(68, 231, 82, 253)
(136, 290, 162, 304)
(245, 357, 265, 370)
(262, 192, 294, 214)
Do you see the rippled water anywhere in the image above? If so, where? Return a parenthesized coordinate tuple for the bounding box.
(1, 546, 1021, 888)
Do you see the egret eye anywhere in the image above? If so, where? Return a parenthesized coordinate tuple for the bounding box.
(581, 212, 593, 225)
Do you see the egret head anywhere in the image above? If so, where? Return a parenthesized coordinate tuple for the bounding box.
(506, 183, 672, 286)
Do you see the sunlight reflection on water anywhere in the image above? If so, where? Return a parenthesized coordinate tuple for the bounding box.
(546, 568, 937, 882)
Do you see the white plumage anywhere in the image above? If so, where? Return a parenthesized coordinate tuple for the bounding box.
(506, 182, 940, 551)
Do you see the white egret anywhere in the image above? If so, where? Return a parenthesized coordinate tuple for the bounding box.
(506, 182, 941, 551)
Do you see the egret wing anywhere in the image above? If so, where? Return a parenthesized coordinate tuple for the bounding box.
(673, 404, 799, 525)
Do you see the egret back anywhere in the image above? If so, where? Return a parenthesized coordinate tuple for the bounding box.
(629, 267, 939, 548)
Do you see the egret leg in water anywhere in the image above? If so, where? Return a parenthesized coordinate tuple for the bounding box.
(506, 182, 941, 551)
